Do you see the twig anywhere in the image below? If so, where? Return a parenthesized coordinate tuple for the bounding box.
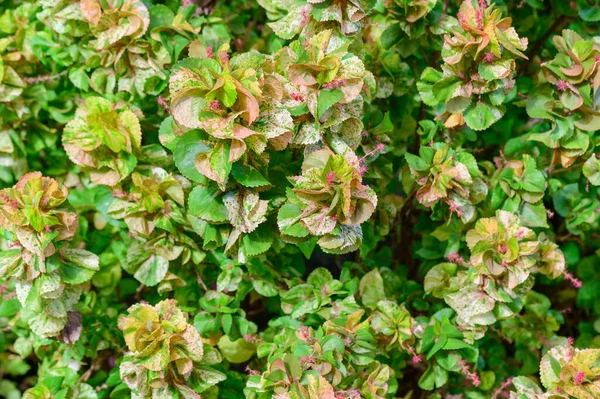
(518, 15, 570, 76)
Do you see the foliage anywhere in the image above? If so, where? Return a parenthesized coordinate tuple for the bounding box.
(1, 0, 600, 398)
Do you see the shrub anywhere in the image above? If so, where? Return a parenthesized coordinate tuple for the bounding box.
(0, 0, 599, 398)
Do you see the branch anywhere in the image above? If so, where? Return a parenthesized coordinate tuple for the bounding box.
(517, 15, 570, 76)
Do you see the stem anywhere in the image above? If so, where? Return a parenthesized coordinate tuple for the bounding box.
(518, 14, 570, 76)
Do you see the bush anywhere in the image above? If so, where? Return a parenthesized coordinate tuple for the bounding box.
(0, 0, 599, 398)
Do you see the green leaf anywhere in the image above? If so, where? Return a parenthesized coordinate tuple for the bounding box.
(13, 337, 33, 358)
(231, 162, 270, 187)
(521, 202, 549, 228)
(209, 141, 232, 188)
(242, 224, 274, 257)
(432, 76, 461, 103)
(583, 155, 600, 185)
(188, 185, 229, 223)
(463, 101, 505, 131)
(59, 249, 100, 285)
(68, 68, 89, 91)
(217, 336, 256, 363)
(359, 269, 385, 310)
(174, 130, 211, 183)
(133, 255, 169, 287)
(317, 89, 343, 119)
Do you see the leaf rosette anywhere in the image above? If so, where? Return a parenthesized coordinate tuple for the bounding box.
(282, 29, 374, 149)
(527, 30, 600, 167)
(539, 343, 600, 398)
(0, 173, 99, 338)
(279, 149, 377, 254)
(405, 143, 487, 222)
(118, 299, 226, 398)
(417, 0, 527, 130)
(62, 96, 142, 186)
(425, 210, 565, 331)
(81, 0, 150, 49)
(258, 0, 370, 40)
(169, 45, 293, 189)
(108, 168, 186, 237)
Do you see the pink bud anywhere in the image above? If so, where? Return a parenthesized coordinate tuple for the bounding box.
(357, 163, 368, 176)
(157, 96, 170, 112)
(483, 52, 495, 63)
(290, 93, 304, 102)
(300, 7, 310, 27)
(219, 51, 230, 65)
(573, 371, 585, 385)
(210, 100, 221, 111)
(447, 253, 466, 266)
(475, 8, 484, 30)
(326, 171, 336, 185)
(408, 347, 422, 364)
(471, 373, 481, 387)
(563, 272, 582, 289)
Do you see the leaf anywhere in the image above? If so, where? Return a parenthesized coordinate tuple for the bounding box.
(463, 101, 505, 131)
(133, 255, 169, 287)
(188, 185, 228, 223)
(318, 224, 363, 254)
(418, 363, 448, 391)
(583, 155, 600, 186)
(242, 224, 274, 257)
(359, 269, 385, 310)
(432, 76, 461, 103)
(278, 202, 308, 237)
(317, 89, 343, 119)
(520, 202, 549, 228)
(307, 267, 333, 287)
(174, 130, 211, 183)
(442, 338, 471, 350)
(209, 141, 232, 189)
(61, 249, 100, 271)
(478, 59, 513, 81)
(13, 336, 33, 358)
(231, 163, 270, 187)
(217, 336, 256, 363)
(0, 249, 22, 278)
(307, 374, 335, 399)
(445, 286, 496, 326)
(267, 5, 308, 39)
(68, 67, 89, 91)
(81, 0, 102, 26)
(405, 152, 430, 172)
(59, 249, 100, 285)
(252, 279, 279, 297)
